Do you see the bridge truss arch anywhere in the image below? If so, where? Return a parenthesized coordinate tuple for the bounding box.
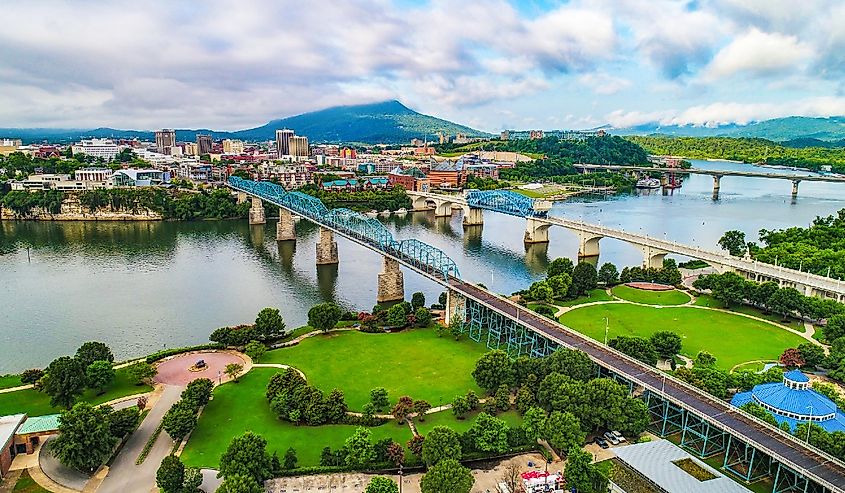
(465, 189, 543, 218)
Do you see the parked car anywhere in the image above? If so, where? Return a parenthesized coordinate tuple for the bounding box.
(611, 430, 627, 442)
(603, 431, 620, 445)
(594, 436, 609, 449)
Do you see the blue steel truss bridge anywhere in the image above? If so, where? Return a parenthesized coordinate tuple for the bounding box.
(229, 177, 845, 493)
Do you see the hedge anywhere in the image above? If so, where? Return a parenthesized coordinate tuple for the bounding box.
(145, 343, 225, 363)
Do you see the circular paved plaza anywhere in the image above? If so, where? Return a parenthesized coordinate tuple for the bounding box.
(154, 351, 247, 386)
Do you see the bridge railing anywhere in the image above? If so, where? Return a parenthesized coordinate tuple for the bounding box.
(228, 177, 461, 280)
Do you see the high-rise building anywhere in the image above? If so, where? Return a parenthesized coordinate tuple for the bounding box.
(222, 139, 244, 154)
(275, 129, 294, 158)
(289, 136, 309, 158)
(155, 129, 176, 154)
(196, 134, 213, 155)
(183, 143, 198, 156)
(70, 138, 120, 160)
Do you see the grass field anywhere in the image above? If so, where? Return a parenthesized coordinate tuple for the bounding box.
(559, 304, 805, 370)
(693, 295, 804, 331)
(263, 329, 486, 410)
(611, 285, 691, 306)
(553, 289, 614, 307)
(0, 374, 22, 390)
(180, 368, 415, 469)
(12, 470, 49, 493)
(415, 409, 523, 436)
(0, 366, 152, 416)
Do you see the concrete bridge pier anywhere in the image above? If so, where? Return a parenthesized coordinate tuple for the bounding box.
(712, 175, 722, 200)
(410, 195, 429, 212)
(524, 218, 551, 244)
(444, 289, 466, 326)
(462, 207, 484, 226)
(791, 179, 801, 199)
(276, 209, 295, 241)
(641, 245, 668, 269)
(376, 257, 405, 303)
(237, 192, 247, 204)
(577, 232, 603, 258)
(249, 196, 266, 225)
(315, 227, 338, 265)
(434, 200, 454, 217)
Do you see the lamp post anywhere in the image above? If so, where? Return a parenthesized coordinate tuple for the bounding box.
(398, 463, 404, 493)
(604, 317, 609, 345)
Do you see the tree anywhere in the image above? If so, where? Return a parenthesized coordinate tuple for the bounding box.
(407, 435, 425, 458)
(392, 396, 414, 423)
(768, 287, 804, 320)
(420, 459, 474, 493)
(650, 331, 683, 360)
(128, 362, 157, 385)
(85, 360, 115, 395)
(51, 403, 116, 472)
(254, 307, 286, 341)
(548, 257, 574, 277)
(308, 302, 343, 332)
(415, 307, 433, 327)
(718, 230, 747, 256)
(711, 272, 748, 307)
(44, 356, 86, 409)
(183, 467, 203, 492)
(218, 474, 263, 493)
(695, 351, 717, 367)
(546, 274, 572, 299)
(472, 350, 514, 392)
(451, 395, 470, 419)
(515, 386, 535, 414)
(611, 399, 649, 436)
(280, 447, 297, 470)
(75, 341, 114, 368)
(824, 315, 845, 342)
(411, 292, 426, 311)
(495, 384, 511, 411)
(500, 463, 521, 493)
(386, 303, 409, 327)
(414, 399, 432, 421)
(370, 387, 389, 411)
(438, 291, 448, 307)
(20, 368, 44, 385)
(218, 432, 274, 484)
(798, 343, 826, 368)
(469, 412, 509, 453)
(780, 348, 805, 368)
(522, 407, 547, 442)
(225, 363, 244, 382)
(565, 447, 605, 493)
(609, 336, 658, 366)
(244, 340, 266, 362)
(527, 280, 553, 303)
(571, 262, 598, 296)
(163, 401, 197, 442)
(421, 426, 461, 466)
(107, 407, 140, 438)
(325, 388, 348, 423)
(181, 378, 214, 408)
(544, 411, 584, 455)
(366, 476, 399, 493)
(345, 427, 376, 467)
(544, 348, 596, 382)
(386, 441, 405, 466)
(466, 390, 480, 410)
(156, 455, 185, 493)
(598, 262, 619, 285)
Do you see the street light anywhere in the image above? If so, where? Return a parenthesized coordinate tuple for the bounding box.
(398, 463, 404, 493)
(604, 317, 609, 345)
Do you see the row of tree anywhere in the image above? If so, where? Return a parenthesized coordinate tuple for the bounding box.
(162, 378, 215, 443)
(52, 402, 142, 472)
(266, 368, 349, 425)
(609, 331, 683, 367)
(297, 184, 411, 212)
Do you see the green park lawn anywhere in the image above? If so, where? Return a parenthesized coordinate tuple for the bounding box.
(0, 366, 151, 416)
(0, 374, 22, 390)
(559, 304, 806, 370)
(611, 285, 692, 306)
(180, 368, 415, 469)
(693, 294, 804, 331)
(12, 470, 50, 493)
(415, 409, 523, 436)
(263, 328, 486, 410)
(554, 289, 614, 307)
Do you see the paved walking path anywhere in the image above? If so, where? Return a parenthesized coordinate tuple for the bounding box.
(97, 385, 181, 493)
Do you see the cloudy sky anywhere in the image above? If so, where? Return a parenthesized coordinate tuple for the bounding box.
(2, 0, 844, 131)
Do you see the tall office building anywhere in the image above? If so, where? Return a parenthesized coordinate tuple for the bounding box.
(275, 129, 294, 158)
(155, 129, 176, 154)
(289, 136, 309, 158)
(222, 139, 244, 154)
(196, 134, 213, 155)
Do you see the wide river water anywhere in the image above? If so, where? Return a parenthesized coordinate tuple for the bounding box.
(1, 160, 844, 372)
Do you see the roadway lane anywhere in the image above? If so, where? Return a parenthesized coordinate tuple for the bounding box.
(450, 279, 845, 492)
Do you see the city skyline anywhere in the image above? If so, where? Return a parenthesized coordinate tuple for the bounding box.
(2, 0, 844, 132)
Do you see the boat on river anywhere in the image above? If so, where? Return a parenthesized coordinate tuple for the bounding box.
(635, 178, 661, 189)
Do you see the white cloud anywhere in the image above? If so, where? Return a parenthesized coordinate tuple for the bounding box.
(578, 73, 632, 95)
(704, 28, 813, 80)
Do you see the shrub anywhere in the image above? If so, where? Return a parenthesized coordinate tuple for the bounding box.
(20, 369, 44, 385)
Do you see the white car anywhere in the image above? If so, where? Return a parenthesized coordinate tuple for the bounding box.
(611, 430, 627, 442)
(603, 431, 620, 445)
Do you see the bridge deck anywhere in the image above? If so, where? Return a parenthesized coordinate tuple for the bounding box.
(574, 164, 845, 182)
(450, 279, 845, 492)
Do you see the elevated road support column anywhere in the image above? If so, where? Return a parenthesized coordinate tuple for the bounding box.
(249, 196, 266, 225)
(237, 192, 247, 204)
(462, 207, 483, 226)
(712, 174, 722, 200)
(577, 232, 603, 258)
(315, 227, 338, 265)
(433, 199, 454, 217)
(641, 245, 668, 269)
(276, 209, 295, 241)
(524, 217, 551, 244)
(376, 257, 405, 303)
(792, 179, 801, 199)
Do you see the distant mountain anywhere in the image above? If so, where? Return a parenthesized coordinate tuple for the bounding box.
(0, 100, 488, 145)
(611, 116, 845, 142)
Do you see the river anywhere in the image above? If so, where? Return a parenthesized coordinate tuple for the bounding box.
(1, 159, 843, 372)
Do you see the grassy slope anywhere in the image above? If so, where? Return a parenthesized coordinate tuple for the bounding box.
(0, 375, 22, 390)
(415, 409, 523, 436)
(693, 294, 804, 331)
(559, 304, 805, 370)
(180, 368, 414, 468)
(553, 289, 614, 307)
(263, 329, 486, 410)
(611, 285, 691, 306)
(0, 366, 151, 416)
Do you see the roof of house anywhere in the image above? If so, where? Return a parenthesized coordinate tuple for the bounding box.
(0, 414, 26, 447)
(614, 439, 752, 493)
(388, 166, 427, 178)
(15, 414, 61, 435)
(731, 386, 845, 433)
(431, 160, 464, 172)
(784, 369, 810, 383)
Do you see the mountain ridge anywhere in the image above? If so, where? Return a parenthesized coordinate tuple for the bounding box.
(611, 116, 845, 142)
